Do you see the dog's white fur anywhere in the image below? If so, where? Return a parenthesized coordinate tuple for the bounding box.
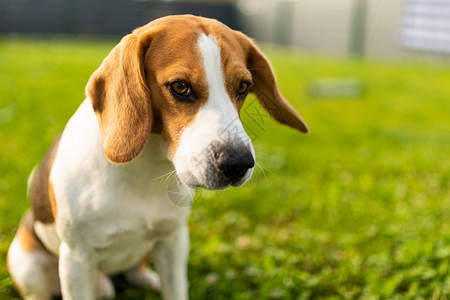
(7, 15, 308, 300)
(54, 99, 190, 299)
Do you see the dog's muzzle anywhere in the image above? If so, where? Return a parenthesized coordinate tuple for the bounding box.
(177, 145, 255, 190)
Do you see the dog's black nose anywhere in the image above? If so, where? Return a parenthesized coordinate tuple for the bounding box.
(216, 149, 255, 181)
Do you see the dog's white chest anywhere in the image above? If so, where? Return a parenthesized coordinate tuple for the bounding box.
(49, 100, 191, 274)
(92, 202, 187, 274)
(94, 220, 156, 274)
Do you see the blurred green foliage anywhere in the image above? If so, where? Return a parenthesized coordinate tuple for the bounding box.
(0, 38, 449, 299)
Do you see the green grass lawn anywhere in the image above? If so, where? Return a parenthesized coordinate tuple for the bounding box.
(1, 37, 450, 299)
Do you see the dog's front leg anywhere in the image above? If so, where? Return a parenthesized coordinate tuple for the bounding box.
(153, 224, 190, 300)
(59, 242, 96, 300)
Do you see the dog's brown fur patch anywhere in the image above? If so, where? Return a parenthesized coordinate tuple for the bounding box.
(29, 134, 61, 224)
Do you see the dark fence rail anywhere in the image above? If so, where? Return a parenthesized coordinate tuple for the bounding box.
(0, 0, 241, 36)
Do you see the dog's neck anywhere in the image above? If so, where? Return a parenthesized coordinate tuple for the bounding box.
(116, 133, 179, 196)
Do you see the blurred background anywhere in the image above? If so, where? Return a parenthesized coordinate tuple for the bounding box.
(1, 0, 450, 299)
(1, 0, 450, 58)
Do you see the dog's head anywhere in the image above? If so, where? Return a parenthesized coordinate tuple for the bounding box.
(86, 15, 308, 190)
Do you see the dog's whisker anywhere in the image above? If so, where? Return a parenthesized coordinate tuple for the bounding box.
(163, 171, 178, 185)
(151, 170, 176, 182)
(256, 162, 270, 184)
(257, 162, 274, 175)
(256, 162, 266, 177)
(255, 153, 269, 158)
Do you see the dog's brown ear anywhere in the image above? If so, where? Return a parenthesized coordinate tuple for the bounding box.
(235, 32, 309, 134)
(86, 31, 153, 163)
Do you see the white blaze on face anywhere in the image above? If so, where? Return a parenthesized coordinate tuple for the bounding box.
(172, 33, 255, 189)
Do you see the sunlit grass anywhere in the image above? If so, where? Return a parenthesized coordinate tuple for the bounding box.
(1, 37, 450, 299)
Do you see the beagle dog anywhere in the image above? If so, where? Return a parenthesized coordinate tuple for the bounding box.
(7, 15, 308, 300)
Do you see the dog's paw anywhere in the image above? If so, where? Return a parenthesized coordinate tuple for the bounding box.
(124, 266, 161, 291)
(95, 272, 115, 299)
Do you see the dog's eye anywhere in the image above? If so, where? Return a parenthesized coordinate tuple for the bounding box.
(170, 81, 192, 97)
(238, 81, 251, 97)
